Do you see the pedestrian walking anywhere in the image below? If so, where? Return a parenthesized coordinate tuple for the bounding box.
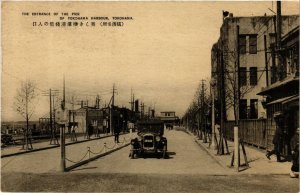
(266, 112, 284, 162)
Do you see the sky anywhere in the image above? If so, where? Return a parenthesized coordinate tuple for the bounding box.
(1, 1, 299, 121)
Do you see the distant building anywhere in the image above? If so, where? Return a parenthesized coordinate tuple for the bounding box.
(211, 14, 299, 121)
(158, 111, 180, 125)
(68, 106, 105, 134)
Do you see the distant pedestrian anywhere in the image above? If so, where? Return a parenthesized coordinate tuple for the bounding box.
(266, 112, 284, 162)
(114, 127, 120, 143)
(87, 124, 94, 139)
(71, 126, 77, 142)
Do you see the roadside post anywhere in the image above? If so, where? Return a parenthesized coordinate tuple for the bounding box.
(60, 124, 66, 172)
(234, 125, 239, 172)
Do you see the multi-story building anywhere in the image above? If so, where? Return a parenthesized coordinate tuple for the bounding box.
(211, 14, 299, 121)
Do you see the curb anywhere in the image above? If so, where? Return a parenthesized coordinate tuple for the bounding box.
(194, 139, 226, 169)
(1, 133, 128, 158)
(65, 143, 130, 172)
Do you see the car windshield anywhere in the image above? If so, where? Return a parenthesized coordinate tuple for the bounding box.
(137, 122, 164, 136)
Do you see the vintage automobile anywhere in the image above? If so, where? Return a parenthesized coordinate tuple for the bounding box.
(1, 133, 13, 147)
(130, 120, 168, 159)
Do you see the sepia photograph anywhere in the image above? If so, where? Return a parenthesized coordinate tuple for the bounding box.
(1, 1, 299, 192)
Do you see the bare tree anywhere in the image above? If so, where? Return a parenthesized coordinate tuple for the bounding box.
(223, 45, 256, 121)
(14, 80, 38, 150)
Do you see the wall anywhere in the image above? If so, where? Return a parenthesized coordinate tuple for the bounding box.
(215, 15, 299, 121)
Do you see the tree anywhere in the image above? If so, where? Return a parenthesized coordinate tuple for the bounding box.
(14, 80, 37, 150)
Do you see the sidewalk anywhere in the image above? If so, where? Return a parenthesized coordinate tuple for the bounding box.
(1, 132, 128, 158)
(1, 133, 133, 173)
(189, 129, 292, 175)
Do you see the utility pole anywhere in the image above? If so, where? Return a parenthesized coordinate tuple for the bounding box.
(50, 89, 52, 135)
(272, 15, 277, 83)
(211, 78, 217, 150)
(264, 35, 269, 86)
(201, 79, 207, 143)
(60, 76, 66, 172)
(129, 88, 134, 111)
(140, 103, 145, 119)
(110, 83, 116, 134)
(197, 89, 202, 140)
(236, 25, 241, 125)
(276, 1, 282, 80)
(234, 24, 241, 171)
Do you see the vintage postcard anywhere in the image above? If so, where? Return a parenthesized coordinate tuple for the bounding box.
(1, 1, 299, 192)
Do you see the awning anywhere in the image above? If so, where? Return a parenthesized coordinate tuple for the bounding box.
(282, 95, 299, 105)
(267, 94, 299, 105)
(257, 77, 299, 95)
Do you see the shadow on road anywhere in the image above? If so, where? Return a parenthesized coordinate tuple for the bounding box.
(71, 166, 98, 171)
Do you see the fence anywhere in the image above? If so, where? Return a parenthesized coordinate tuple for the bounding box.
(65, 136, 131, 171)
(224, 119, 276, 150)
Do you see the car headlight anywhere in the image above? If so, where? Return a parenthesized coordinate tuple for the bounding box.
(155, 136, 161, 141)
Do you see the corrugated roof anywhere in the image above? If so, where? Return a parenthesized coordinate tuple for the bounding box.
(266, 94, 299, 105)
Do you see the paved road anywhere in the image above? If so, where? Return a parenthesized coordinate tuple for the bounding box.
(1, 128, 299, 192)
(71, 128, 229, 175)
(2, 172, 299, 192)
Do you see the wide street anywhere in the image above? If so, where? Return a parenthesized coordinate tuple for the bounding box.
(1, 127, 299, 192)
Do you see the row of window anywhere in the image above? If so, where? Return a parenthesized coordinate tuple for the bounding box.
(239, 67, 258, 86)
(239, 35, 257, 54)
(239, 99, 258, 119)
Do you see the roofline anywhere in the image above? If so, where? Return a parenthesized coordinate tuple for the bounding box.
(224, 14, 299, 20)
(281, 25, 299, 42)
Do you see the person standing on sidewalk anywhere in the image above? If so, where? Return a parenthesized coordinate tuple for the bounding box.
(266, 112, 284, 162)
(114, 126, 120, 143)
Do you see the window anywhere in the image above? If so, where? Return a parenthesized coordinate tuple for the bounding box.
(249, 35, 257, 54)
(250, 67, 257, 86)
(239, 99, 247, 119)
(269, 33, 276, 48)
(250, 99, 258, 119)
(239, 67, 247, 86)
(270, 65, 277, 84)
(239, 35, 246, 54)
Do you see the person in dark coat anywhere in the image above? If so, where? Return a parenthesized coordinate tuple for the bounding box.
(114, 126, 120, 143)
(87, 124, 94, 139)
(266, 113, 284, 162)
(290, 128, 299, 178)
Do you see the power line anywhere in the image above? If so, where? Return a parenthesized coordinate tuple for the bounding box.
(2, 70, 45, 92)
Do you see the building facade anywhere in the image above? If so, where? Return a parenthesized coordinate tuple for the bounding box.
(158, 111, 180, 125)
(211, 14, 299, 121)
(258, 26, 299, 155)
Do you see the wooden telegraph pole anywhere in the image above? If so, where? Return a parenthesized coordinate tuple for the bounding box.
(110, 84, 116, 135)
(210, 78, 217, 150)
(201, 79, 207, 143)
(60, 76, 66, 172)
